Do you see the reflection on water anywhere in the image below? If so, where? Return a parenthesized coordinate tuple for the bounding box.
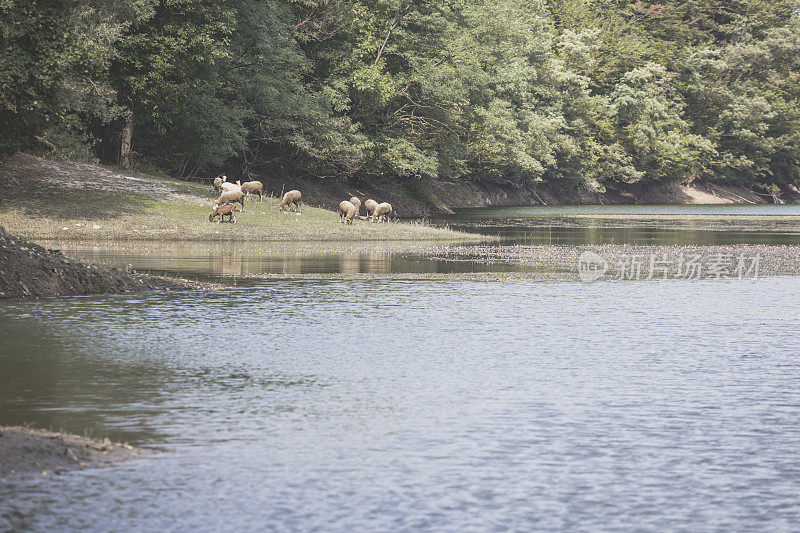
(445, 204, 800, 217)
(43, 242, 531, 278)
(429, 204, 800, 245)
(43, 203, 800, 278)
(2, 279, 800, 531)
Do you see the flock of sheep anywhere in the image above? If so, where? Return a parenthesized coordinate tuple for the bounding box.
(337, 197, 393, 224)
(207, 175, 392, 224)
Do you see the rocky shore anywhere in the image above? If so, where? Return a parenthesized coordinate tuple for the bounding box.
(0, 226, 202, 299)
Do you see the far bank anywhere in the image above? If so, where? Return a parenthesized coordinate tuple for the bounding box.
(250, 170, 799, 217)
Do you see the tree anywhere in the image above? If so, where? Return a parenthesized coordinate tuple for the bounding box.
(0, 0, 145, 156)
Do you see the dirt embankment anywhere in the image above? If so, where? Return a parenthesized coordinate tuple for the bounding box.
(414, 175, 795, 214)
(0, 426, 139, 479)
(239, 170, 795, 217)
(0, 226, 201, 299)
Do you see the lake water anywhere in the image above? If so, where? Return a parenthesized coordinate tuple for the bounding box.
(429, 205, 800, 246)
(2, 205, 800, 531)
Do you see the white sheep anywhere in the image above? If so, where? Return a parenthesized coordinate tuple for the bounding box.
(220, 180, 240, 193)
(364, 199, 378, 219)
(240, 181, 264, 202)
(213, 189, 245, 212)
(371, 202, 392, 223)
(349, 196, 362, 216)
(338, 200, 357, 224)
(279, 190, 302, 212)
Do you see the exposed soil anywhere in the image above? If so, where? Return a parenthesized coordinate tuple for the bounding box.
(422, 176, 782, 213)
(223, 170, 793, 217)
(0, 225, 203, 299)
(0, 426, 140, 479)
(1, 152, 202, 204)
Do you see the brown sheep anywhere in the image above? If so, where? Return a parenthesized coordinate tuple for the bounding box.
(338, 200, 357, 224)
(209, 204, 237, 223)
(214, 189, 245, 212)
(279, 190, 302, 212)
(241, 181, 264, 202)
(371, 202, 392, 223)
(364, 199, 378, 218)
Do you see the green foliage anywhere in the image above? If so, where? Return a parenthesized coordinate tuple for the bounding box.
(0, 0, 142, 154)
(2, 0, 799, 194)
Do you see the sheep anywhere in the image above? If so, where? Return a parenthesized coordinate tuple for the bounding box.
(364, 199, 378, 219)
(349, 196, 361, 215)
(279, 190, 302, 212)
(213, 176, 225, 193)
(214, 189, 245, 212)
(338, 200, 357, 224)
(371, 202, 392, 223)
(220, 180, 240, 193)
(209, 204, 237, 223)
(240, 180, 264, 202)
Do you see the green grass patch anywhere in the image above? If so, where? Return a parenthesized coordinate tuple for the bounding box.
(0, 166, 485, 244)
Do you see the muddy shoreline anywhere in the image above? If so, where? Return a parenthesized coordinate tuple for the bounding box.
(0, 226, 205, 299)
(0, 426, 140, 479)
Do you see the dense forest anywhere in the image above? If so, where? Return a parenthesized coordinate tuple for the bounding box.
(2, 0, 799, 197)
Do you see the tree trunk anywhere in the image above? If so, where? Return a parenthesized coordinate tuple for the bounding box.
(119, 112, 133, 169)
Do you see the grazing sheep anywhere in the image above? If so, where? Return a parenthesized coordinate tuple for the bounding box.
(364, 199, 378, 218)
(371, 202, 392, 223)
(209, 204, 237, 223)
(214, 189, 245, 212)
(338, 200, 357, 224)
(349, 196, 361, 215)
(241, 180, 263, 202)
(220, 180, 240, 193)
(279, 190, 302, 212)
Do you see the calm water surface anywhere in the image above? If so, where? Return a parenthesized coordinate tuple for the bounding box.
(430, 204, 800, 245)
(2, 206, 800, 531)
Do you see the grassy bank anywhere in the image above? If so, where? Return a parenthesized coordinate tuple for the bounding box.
(0, 154, 484, 243)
